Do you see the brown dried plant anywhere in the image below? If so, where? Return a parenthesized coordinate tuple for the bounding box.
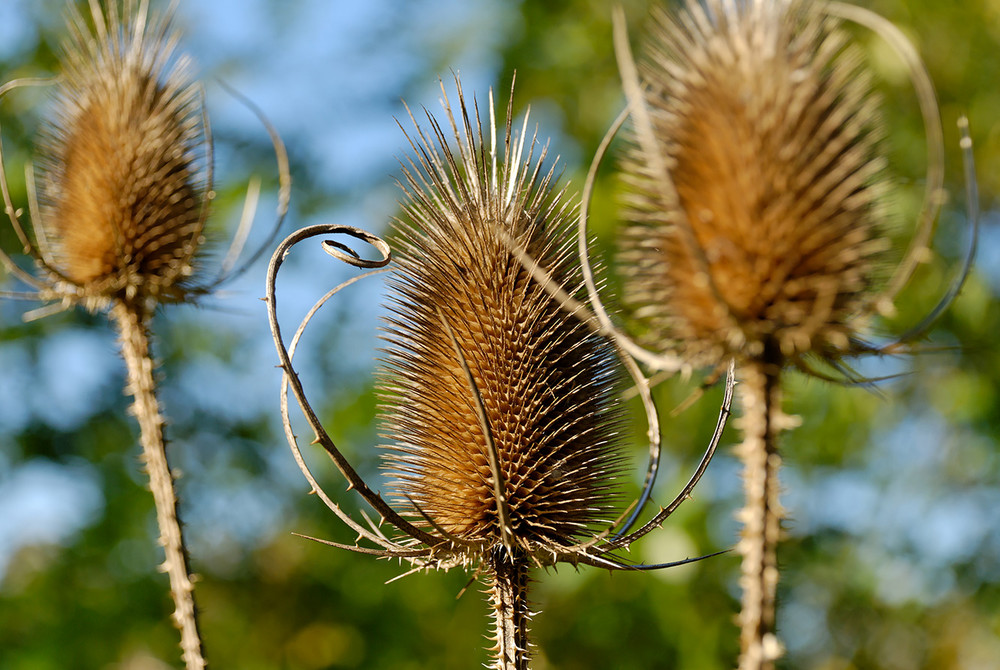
(618, 8, 890, 664)
(598, 1, 978, 669)
(0, 1, 289, 667)
(266, 77, 732, 670)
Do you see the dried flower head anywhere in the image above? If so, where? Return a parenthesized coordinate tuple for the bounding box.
(0, 1, 227, 317)
(379, 83, 627, 555)
(36, 0, 207, 308)
(618, 0, 889, 369)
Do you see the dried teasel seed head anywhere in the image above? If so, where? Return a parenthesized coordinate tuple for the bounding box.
(36, 0, 208, 309)
(619, 0, 890, 367)
(378, 80, 627, 557)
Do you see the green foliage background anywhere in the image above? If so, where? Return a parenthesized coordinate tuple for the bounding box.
(0, 1, 998, 669)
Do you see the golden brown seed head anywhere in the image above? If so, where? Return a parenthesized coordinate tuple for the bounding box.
(379, 83, 626, 554)
(619, 0, 889, 366)
(37, 0, 207, 306)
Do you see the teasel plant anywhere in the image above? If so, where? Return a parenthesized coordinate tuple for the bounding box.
(543, 1, 980, 669)
(266, 75, 734, 670)
(0, 1, 290, 667)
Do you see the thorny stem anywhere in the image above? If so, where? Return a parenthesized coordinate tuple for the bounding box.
(735, 341, 787, 670)
(487, 548, 531, 670)
(112, 301, 206, 670)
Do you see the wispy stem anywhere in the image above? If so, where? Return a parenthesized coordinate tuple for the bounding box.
(736, 341, 786, 670)
(112, 301, 206, 670)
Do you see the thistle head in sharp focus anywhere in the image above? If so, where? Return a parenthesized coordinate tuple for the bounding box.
(377, 79, 628, 566)
(618, 0, 891, 369)
(32, 0, 209, 312)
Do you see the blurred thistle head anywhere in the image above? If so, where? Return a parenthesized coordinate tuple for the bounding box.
(39, 0, 206, 311)
(0, 0, 288, 317)
(379, 77, 628, 562)
(617, 0, 893, 369)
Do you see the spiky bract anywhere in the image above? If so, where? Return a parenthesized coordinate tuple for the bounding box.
(37, 0, 207, 310)
(619, 0, 889, 368)
(378, 83, 627, 561)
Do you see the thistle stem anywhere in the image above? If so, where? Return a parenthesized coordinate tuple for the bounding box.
(735, 341, 786, 670)
(487, 548, 531, 670)
(112, 301, 207, 670)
